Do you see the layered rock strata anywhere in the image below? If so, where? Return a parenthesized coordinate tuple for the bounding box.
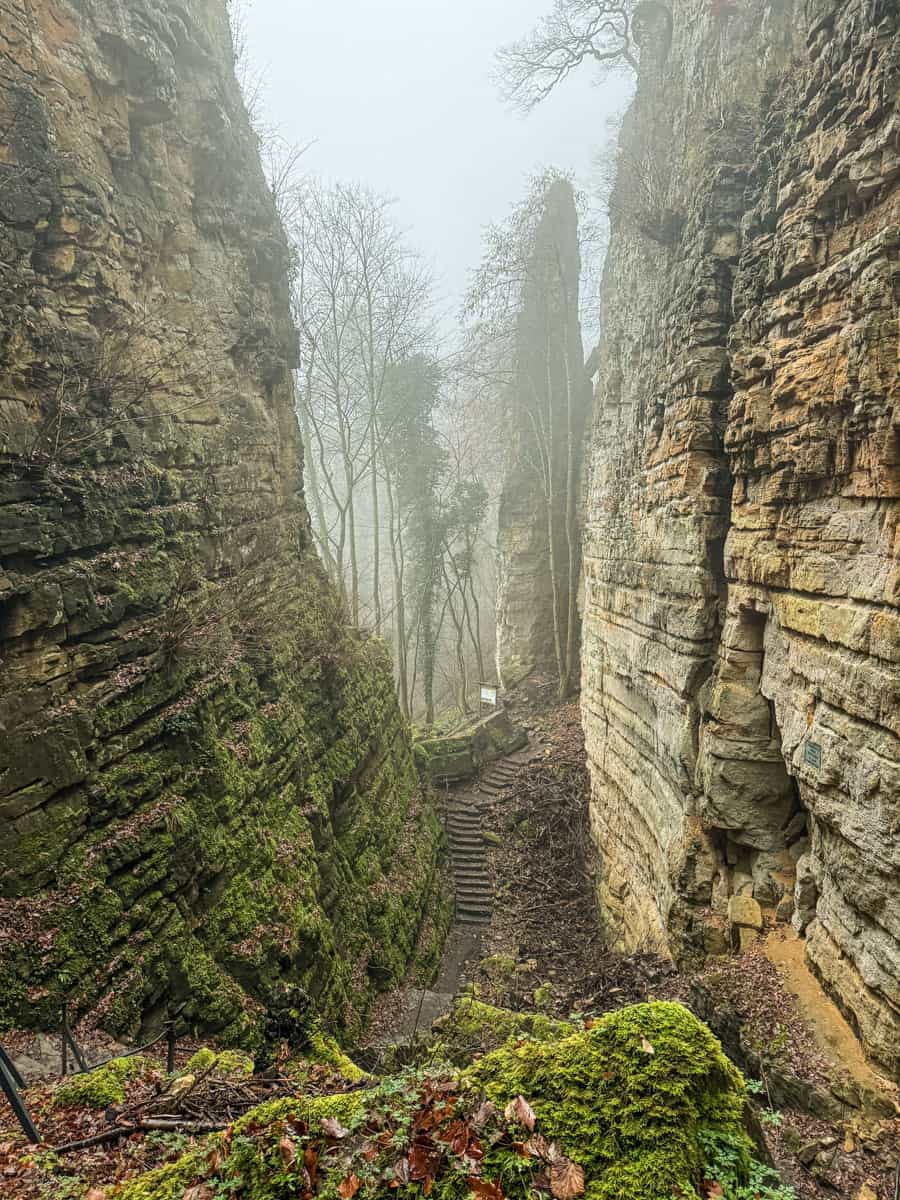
(496, 179, 592, 692)
(582, 0, 899, 1076)
(0, 0, 444, 1043)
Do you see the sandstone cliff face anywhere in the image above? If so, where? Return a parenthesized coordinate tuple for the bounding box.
(0, 0, 443, 1043)
(496, 180, 592, 692)
(582, 0, 898, 1075)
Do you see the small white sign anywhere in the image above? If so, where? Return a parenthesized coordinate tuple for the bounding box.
(480, 685, 498, 707)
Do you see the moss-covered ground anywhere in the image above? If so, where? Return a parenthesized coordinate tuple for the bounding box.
(106, 1001, 791, 1200)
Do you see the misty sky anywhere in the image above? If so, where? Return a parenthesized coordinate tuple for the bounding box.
(240, 0, 634, 323)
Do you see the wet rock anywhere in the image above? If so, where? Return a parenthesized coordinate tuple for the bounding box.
(727, 895, 764, 949)
(0, 0, 441, 1041)
(581, 0, 899, 1079)
(792, 855, 818, 935)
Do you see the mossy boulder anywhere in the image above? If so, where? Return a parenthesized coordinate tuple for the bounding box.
(415, 709, 526, 782)
(307, 1027, 366, 1083)
(430, 997, 574, 1064)
(112, 1003, 786, 1200)
(183, 1047, 254, 1078)
(52, 1055, 150, 1108)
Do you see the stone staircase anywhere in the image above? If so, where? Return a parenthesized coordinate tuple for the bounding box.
(446, 795, 492, 924)
(476, 757, 521, 801)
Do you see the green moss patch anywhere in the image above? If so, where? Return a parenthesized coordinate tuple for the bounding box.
(53, 1055, 151, 1109)
(112, 1003, 792, 1200)
(430, 998, 574, 1065)
(183, 1047, 255, 1078)
(306, 1027, 367, 1083)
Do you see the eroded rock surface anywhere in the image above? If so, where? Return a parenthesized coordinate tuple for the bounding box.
(496, 179, 592, 691)
(582, 0, 898, 1076)
(0, 0, 444, 1043)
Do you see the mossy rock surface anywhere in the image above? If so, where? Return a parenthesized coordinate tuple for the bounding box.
(429, 997, 574, 1064)
(52, 1055, 151, 1109)
(112, 1002, 785, 1200)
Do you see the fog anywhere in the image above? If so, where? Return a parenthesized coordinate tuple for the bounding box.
(240, 0, 633, 317)
(236, 0, 637, 723)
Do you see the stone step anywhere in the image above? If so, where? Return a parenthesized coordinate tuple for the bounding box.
(454, 867, 489, 880)
(456, 906, 492, 924)
(449, 836, 483, 849)
(447, 815, 481, 828)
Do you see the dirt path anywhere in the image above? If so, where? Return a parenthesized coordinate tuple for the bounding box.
(762, 926, 897, 1109)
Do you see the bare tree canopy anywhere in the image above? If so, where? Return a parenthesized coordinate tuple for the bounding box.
(495, 0, 638, 112)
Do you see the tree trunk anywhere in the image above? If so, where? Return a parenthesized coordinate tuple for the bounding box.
(297, 389, 335, 578)
(342, 448, 359, 624)
(370, 422, 382, 633)
(385, 464, 409, 717)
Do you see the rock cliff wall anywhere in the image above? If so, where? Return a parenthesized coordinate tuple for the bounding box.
(496, 179, 592, 692)
(582, 0, 898, 1076)
(0, 0, 444, 1045)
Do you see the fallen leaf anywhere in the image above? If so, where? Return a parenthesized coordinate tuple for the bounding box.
(524, 1133, 552, 1160)
(321, 1116, 350, 1139)
(339, 1173, 361, 1199)
(392, 1156, 410, 1185)
(182, 1187, 214, 1200)
(305, 1143, 319, 1184)
(503, 1095, 536, 1132)
(439, 1118, 470, 1157)
(86, 1191, 108, 1200)
(206, 1145, 224, 1174)
(550, 1157, 585, 1200)
(471, 1100, 495, 1130)
(279, 1136, 296, 1169)
(410, 1138, 441, 1180)
(704, 1184, 725, 1199)
(424, 1177, 434, 1197)
(468, 1177, 505, 1200)
(639, 1036, 655, 1055)
(340, 1171, 362, 1200)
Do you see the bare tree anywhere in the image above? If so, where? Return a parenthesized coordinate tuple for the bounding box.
(287, 181, 434, 628)
(495, 0, 638, 113)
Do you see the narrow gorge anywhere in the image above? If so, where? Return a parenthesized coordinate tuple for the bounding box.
(0, 0, 897, 1198)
